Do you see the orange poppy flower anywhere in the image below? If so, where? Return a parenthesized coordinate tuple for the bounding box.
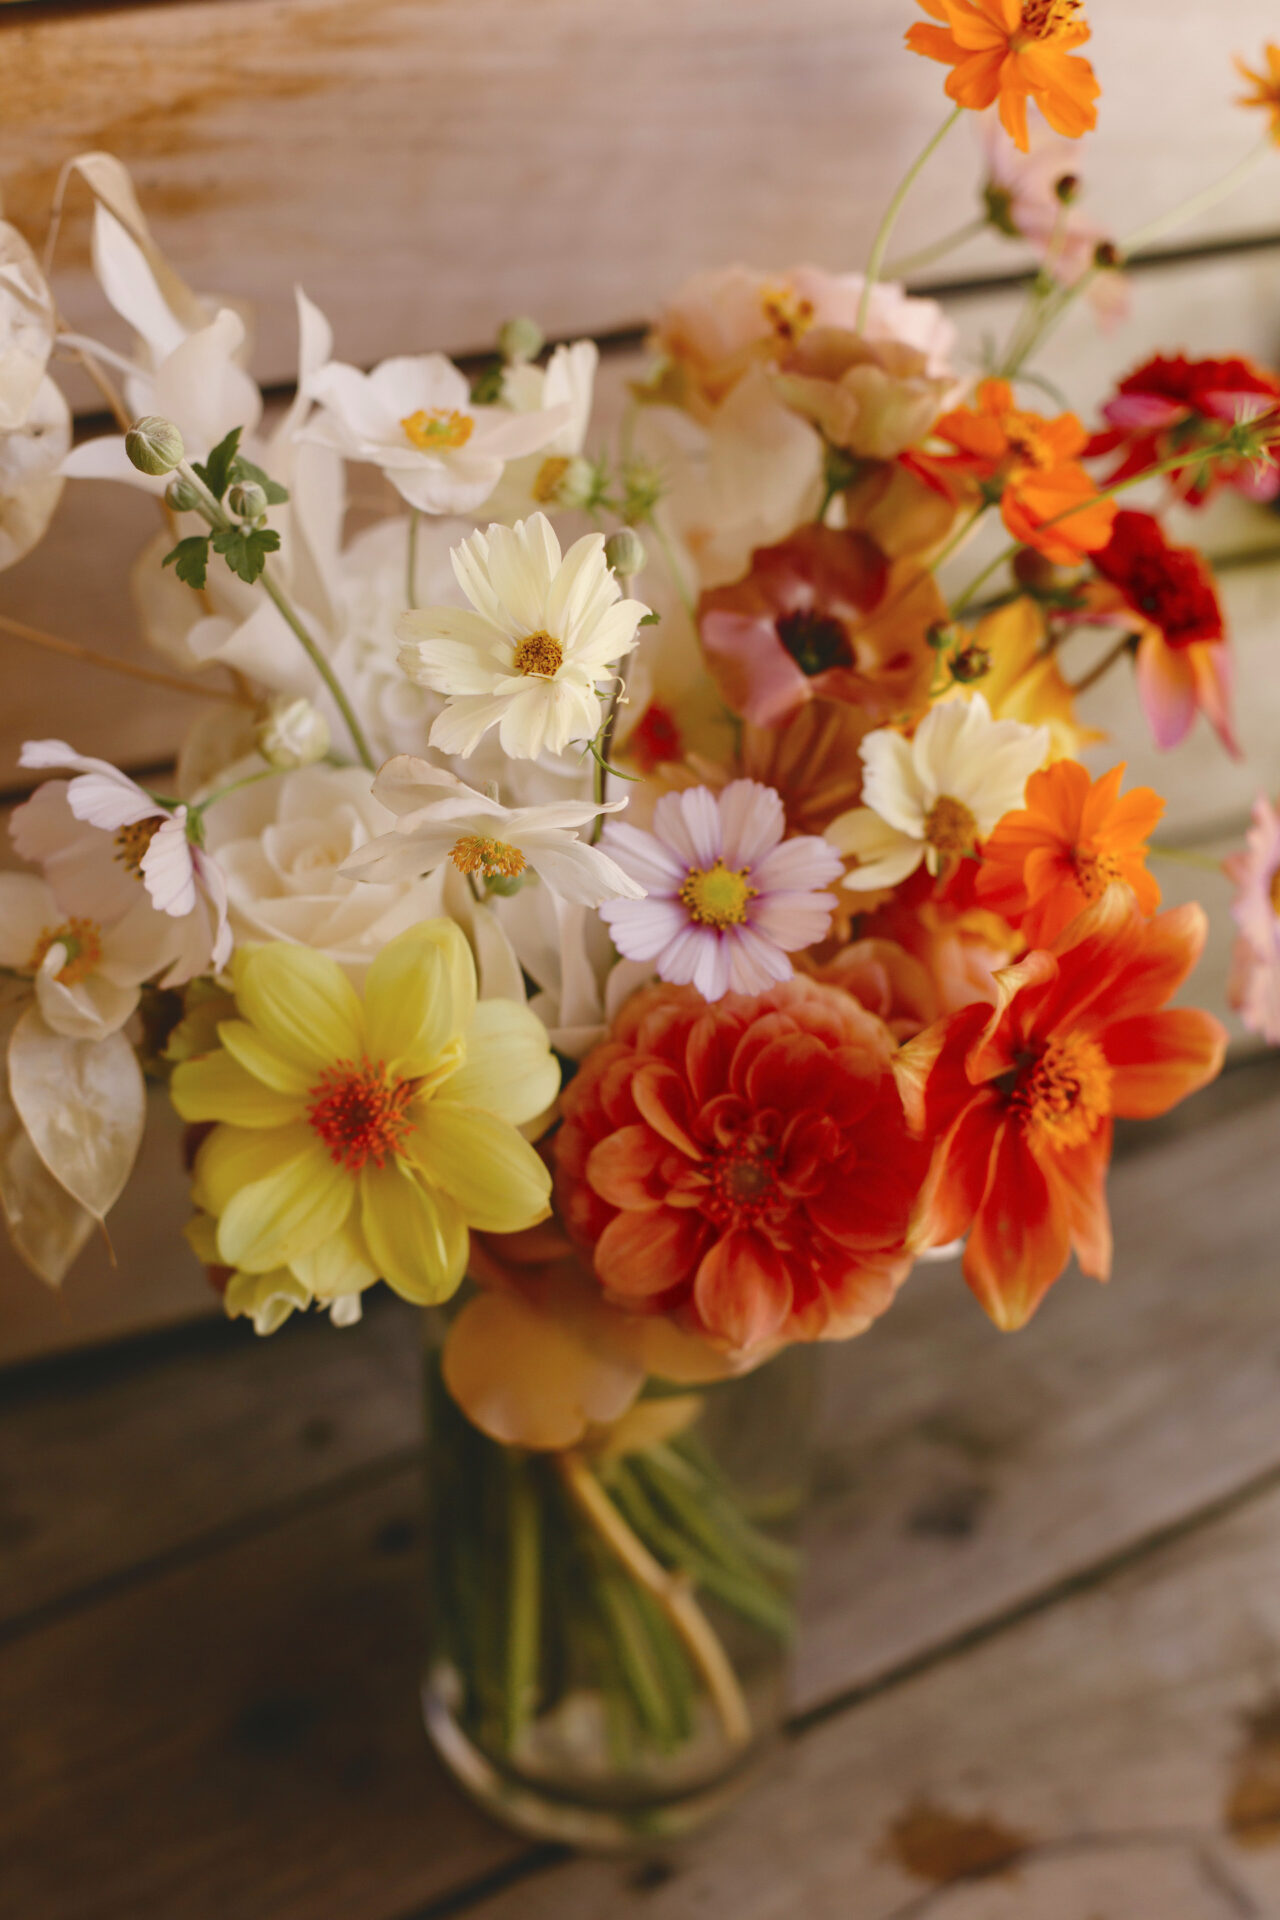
(1237, 44, 1280, 144)
(907, 0, 1100, 152)
(922, 379, 1116, 564)
(976, 759, 1165, 944)
(897, 888, 1226, 1330)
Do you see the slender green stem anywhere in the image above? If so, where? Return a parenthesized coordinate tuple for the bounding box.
(503, 1454, 542, 1752)
(648, 515, 696, 620)
(194, 766, 286, 814)
(259, 570, 377, 772)
(884, 213, 989, 281)
(1149, 843, 1227, 872)
(406, 508, 421, 610)
(857, 107, 962, 333)
(1066, 633, 1133, 698)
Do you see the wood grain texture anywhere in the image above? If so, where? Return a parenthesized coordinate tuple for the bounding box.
(3, 1069, 1280, 1918)
(2, 0, 1278, 390)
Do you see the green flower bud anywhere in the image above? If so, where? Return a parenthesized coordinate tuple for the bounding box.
(228, 480, 268, 522)
(165, 476, 201, 514)
(254, 696, 331, 771)
(125, 416, 185, 476)
(1053, 173, 1081, 205)
(604, 528, 647, 580)
(498, 316, 545, 365)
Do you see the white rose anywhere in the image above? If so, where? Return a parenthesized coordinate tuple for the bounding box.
(200, 762, 442, 979)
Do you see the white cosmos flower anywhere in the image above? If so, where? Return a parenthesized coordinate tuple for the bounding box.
(342, 757, 645, 909)
(480, 340, 599, 521)
(0, 871, 173, 1041)
(397, 513, 650, 761)
(12, 743, 231, 983)
(302, 352, 569, 515)
(827, 694, 1050, 891)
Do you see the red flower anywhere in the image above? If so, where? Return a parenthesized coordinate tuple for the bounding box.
(1089, 353, 1280, 505)
(554, 977, 929, 1353)
(1091, 510, 1224, 649)
(898, 890, 1227, 1330)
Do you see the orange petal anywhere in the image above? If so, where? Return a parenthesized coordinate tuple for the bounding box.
(1103, 1009, 1227, 1119)
(442, 1287, 642, 1450)
(964, 1121, 1071, 1329)
(911, 1094, 1004, 1249)
(596, 1205, 708, 1298)
(1043, 1121, 1114, 1281)
(586, 1125, 668, 1210)
(692, 1229, 793, 1352)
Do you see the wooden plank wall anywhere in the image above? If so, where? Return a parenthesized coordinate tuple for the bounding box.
(1, 0, 1279, 1357)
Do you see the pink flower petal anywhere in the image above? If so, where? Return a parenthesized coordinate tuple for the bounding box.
(717, 779, 785, 869)
(653, 787, 722, 869)
(751, 834, 845, 894)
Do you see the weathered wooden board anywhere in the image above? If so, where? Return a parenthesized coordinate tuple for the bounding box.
(463, 1480, 1280, 1919)
(3, 1071, 1280, 1920)
(2, 0, 1278, 391)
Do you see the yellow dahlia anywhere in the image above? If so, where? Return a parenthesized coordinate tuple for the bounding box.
(170, 921, 559, 1307)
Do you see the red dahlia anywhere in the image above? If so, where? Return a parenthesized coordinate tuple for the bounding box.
(1091, 511, 1224, 649)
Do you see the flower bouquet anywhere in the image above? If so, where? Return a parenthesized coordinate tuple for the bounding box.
(3, 7, 1280, 1846)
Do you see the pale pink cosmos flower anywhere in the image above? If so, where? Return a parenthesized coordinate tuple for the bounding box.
(1225, 793, 1280, 1045)
(12, 741, 231, 984)
(981, 119, 1130, 329)
(599, 780, 842, 1003)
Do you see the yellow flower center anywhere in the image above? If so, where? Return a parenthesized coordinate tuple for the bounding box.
(513, 630, 564, 677)
(760, 283, 816, 346)
(532, 455, 571, 503)
(401, 408, 474, 452)
(1002, 410, 1055, 470)
(924, 795, 979, 857)
(1018, 0, 1084, 41)
(26, 917, 104, 987)
(114, 817, 165, 877)
(678, 859, 757, 929)
(1071, 847, 1125, 900)
(448, 834, 528, 881)
(1012, 1034, 1113, 1149)
(306, 1057, 416, 1172)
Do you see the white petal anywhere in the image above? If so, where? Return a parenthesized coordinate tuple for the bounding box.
(859, 730, 926, 835)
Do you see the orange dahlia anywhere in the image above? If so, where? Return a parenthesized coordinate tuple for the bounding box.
(554, 978, 929, 1354)
(907, 0, 1100, 152)
(898, 889, 1227, 1331)
(976, 759, 1165, 945)
(921, 379, 1116, 563)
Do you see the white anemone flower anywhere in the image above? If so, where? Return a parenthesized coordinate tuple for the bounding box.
(12, 742, 231, 983)
(480, 340, 599, 521)
(0, 871, 175, 1041)
(828, 695, 1050, 891)
(303, 352, 569, 516)
(397, 513, 650, 761)
(342, 758, 645, 909)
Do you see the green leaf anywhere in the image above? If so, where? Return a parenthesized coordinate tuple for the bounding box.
(638, 610, 661, 627)
(162, 535, 210, 590)
(192, 425, 243, 502)
(211, 524, 281, 584)
(230, 455, 290, 505)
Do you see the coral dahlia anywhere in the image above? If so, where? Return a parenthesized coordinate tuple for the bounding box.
(554, 978, 929, 1353)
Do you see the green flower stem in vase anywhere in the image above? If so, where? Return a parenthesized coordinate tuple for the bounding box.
(422, 1333, 816, 1846)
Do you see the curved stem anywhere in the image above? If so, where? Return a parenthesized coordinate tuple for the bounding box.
(1066, 632, 1133, 697)
(857, 107, 962, 334)
(0, 611, 254, 706)
(884, 213, 989, 281)
(406, 508, 421, 610)
(555, 1451, 752, 1749)
(1122, 140, 1269, 257)
(259, 569, 377, 773)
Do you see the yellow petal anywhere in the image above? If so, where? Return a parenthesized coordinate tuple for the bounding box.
(216, 1019, 314, 1095)
(291, 1221, 380, 1301)
(171, 1050, 305, 1127)
(215, 1133, 354, 1274)
(363, 920, 476, 1075)
(233, 943, 364, 1073)
(224, 1268, 312, 1335)
(445, 999, 560, 1127)
(360, 1161, 468, 1304)
(442, 1288, 642, 1450)
(405, 1102, 552, 1233)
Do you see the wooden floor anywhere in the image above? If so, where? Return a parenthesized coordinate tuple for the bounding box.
(4, 1056, 1280, 1919)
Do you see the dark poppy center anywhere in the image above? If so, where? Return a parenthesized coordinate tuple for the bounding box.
(775, 609, 853, 677)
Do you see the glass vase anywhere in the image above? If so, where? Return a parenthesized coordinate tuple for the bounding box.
(422, 1325, 816, 1848)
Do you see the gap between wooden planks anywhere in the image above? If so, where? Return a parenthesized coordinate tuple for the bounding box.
(2, 1058, 1279, 1918)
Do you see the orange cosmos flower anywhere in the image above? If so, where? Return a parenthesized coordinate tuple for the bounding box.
(922, 379, 1116, 563)
(1237, 45, 1280, 144)
(907, 0, 1100, 153)
(898, 889, 1227, 1331)
(976, 759, 1165, 945)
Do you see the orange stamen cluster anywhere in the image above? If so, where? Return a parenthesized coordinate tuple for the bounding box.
(449, 834, 528, 881)
(1018, 0, 1083, 41)
(532, 456, 571, 503)
(924, 796, 979, 857)
(679, 859, 757, 929)
(307, 1058, 415, 1172)
(760, 284, 816, 346)
(401, 408, 474, 453)
(1071, 848, 1125, 900)
(1012, 1034, 1112, 1148)
(114, 817, 164, 876)
(513, 630, 564, 677)
(26, 917, 104, 987)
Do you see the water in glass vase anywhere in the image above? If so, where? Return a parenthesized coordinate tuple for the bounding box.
(422, 1336, 815, 1847)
